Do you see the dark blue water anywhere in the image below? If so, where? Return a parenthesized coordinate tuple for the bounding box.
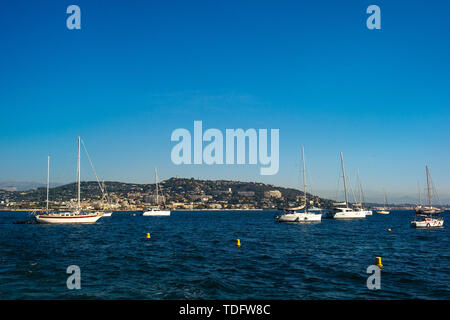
(0, 210, 449, 299)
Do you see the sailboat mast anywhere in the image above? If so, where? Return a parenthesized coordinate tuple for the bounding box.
(155, 168, 159, 205)
(77, 136, 81, 209)
(340, 152, 349, 206)
(46, 155, 50, 213)
(357, 169, 363, 205)
(417, 181, 422, 206)
(302, 146, 307, 210)
(383, 189, 388, 207)
(426, 165, 432, 207)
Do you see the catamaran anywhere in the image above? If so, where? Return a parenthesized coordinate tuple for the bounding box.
(411, 165, 444, 228)
(376, 189, 390, 215)
(331, 153, 366, 219)
(277, 147, 322, 223)
(35, 137, 104, 224)
(143, 168, 171, 216)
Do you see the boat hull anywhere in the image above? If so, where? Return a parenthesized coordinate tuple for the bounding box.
(415, 208, 444, 215)
(35, 213, 103, 224)
(142, 210, 171, 216)
(411, 218, 444, 228)
(377, 210, 390, 215)
(333, 211, 366, 219)
(277, 212, 322, 223)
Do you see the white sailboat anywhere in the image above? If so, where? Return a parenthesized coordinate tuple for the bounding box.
(277, 147, 322, 223)
(35, 136, 104, 224)
(376, 189, 390, 214)
(102, 211, 112, 217)
(143, 168, 171, 216)
(99, 181, 113, 217)
(411, 165, 444, 228)
(354, 169, 372, 216)
(332, 153, 366, 219)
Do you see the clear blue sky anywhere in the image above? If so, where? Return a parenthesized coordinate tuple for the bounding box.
(1, 0, 449, 203)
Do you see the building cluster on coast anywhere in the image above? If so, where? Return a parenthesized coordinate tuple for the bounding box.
(0, 178, 325, 211)
(0, 177, 435, 212)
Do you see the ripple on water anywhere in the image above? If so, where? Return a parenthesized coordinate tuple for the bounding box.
(0, 210, 449, 299)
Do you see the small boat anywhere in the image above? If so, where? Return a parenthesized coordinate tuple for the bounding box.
(331, 153, 366, 219)
(35, 137, 104, 224)
(411, 165, 444, 228)
(143, 168, 171, 217)
(353, 202, 372, 216)
(376, 189, 390, 215)
(277, 147, 321, 223)
(354, 169, 372, 216)
(333, 206, 366, 219)
(415, 206, 444, 215)
(142, 207, 171, 216)
(356, 208, 372, 216)
(277, 207, 322, 222)
(411, 215, 443, 228)
(102, 211, 113, 217)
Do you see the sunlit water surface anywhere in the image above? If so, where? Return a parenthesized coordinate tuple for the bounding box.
(0, 210, 449, 299)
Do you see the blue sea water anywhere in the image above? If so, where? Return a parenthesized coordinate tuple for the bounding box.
(0, 210, 449, 299)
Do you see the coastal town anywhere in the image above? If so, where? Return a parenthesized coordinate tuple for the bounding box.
(0, 178, 437, 212)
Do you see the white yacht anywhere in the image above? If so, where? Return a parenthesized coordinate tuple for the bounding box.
(376, 189, 390, 215)
(277, 147, 322, 223)
(277, 207, 321, 222)
(411, 216, 444, 228)
(143, 207, 171, 216)
(411, 165, 444, 228)
(333, 206, 366, 219)
(143, 168, 171, 216)
(35, 137, 104, 224)
(331, 153, 366, 219)
(355, 207, 373, 216)
(354, 169, 372, 216)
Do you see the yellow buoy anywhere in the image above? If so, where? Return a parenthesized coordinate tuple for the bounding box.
(376, 257, 383, 268)
(146, 233, 151, 239)
(236, 239, 241, 247)
(388, 228, 391, 232)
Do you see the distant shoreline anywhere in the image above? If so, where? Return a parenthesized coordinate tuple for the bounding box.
(0, 208, 270, 212)
(0, 208, 424, 212)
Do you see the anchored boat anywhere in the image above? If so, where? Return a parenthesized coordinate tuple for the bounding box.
(277, 146, 322, 223)
(143, 168, 171, 216)
(35, 137, 104, 224)
(411, 165, 444, 228)
(376, 189, 390, 215)
(331, 153, 366, 219)
(354, 169, 372, 216)
(411, 216, 443, 228)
